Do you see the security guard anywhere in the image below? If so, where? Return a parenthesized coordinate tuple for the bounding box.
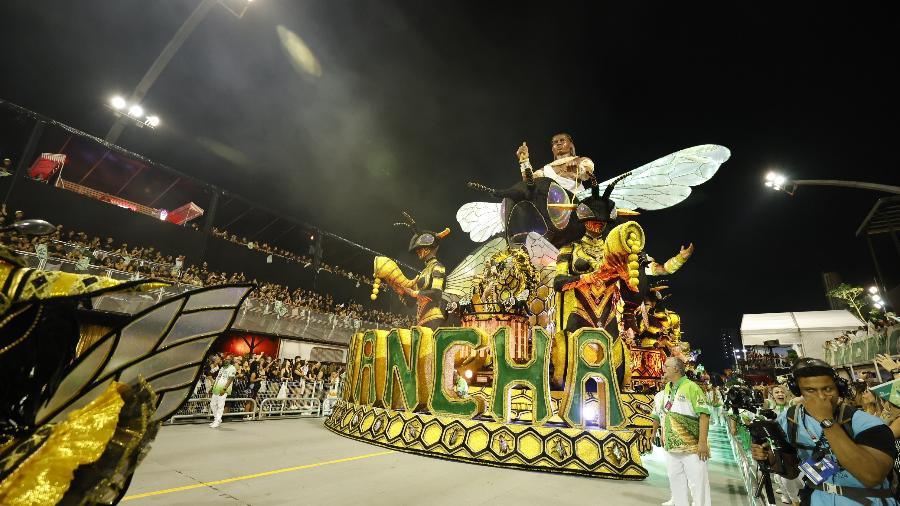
(751, 358, 897, 505)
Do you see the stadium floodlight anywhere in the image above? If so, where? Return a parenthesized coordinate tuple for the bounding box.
(764, 171, 792, 193)
(764, 173, 900, 196)
(869, 286, 879, 295)
(105, 95, 160, 130)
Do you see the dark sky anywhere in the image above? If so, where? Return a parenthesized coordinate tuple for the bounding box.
(3, 1, 898, 372)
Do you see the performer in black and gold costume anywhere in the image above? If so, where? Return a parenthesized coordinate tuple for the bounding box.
(373, 212, 449, 330)
(0, 219, 251, 505)
(550, 176, 644, 390)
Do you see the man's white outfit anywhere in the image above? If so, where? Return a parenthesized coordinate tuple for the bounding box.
(653, 377, 712, 506)
(209, 363, 237, 428)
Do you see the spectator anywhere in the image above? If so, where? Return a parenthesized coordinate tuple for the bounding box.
(210, 355, 241, 428)
(1, 223, 415, 327)
(247, 358, 262, 411)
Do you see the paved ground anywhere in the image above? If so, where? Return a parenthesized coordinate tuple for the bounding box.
(124, 417, 748, 506)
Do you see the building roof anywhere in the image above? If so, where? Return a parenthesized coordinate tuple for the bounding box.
(740, 310, 864, 352)
(857, 195, 900, 236)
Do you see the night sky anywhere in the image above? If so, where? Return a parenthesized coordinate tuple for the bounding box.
(2, 2, 898, 372)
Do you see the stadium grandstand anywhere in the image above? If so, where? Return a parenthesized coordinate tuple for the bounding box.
(0, 99, 415, 423)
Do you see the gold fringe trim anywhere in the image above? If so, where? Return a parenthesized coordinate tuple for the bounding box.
(0, 381, 124, 506)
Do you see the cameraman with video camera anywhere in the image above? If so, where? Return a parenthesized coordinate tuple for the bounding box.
(751, 358, 897, 505)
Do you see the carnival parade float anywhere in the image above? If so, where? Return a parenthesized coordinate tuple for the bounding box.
(325, 137, 730, 479)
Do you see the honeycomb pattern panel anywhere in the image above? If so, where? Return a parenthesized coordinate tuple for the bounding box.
(325, 401, 649, 480)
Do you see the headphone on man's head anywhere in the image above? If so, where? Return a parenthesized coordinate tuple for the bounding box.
(786, 357, 851, 398)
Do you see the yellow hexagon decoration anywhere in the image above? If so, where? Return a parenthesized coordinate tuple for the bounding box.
(422, 421, 443, 447)
(341, 408, 355, 427)
(574, 436, 601, 465)
(402, 420, 422, 444)
(516, 431, 543, 461)
(466, 426, 490, 454)
(360, 411, 375, 432)
(491, 430, 516, 458)
(444, 424, 466, 448)
(386, 416, 404, 440)
(603, 438, 629, 469)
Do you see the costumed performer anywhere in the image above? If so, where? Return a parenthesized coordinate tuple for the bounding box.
(532, 132, 595, 192)
(550, 175, 643, 390)
(386, 212, 449, 330)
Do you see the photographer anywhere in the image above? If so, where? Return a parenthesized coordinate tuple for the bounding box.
(751, 358, 897, 505)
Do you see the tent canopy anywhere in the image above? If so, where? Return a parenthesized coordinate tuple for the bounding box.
(740, 310, 864, 360)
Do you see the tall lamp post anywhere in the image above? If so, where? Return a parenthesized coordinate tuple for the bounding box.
(764, 172, 900, 311)
(764, 172, 900, 196)
(105, 0, 253, 144)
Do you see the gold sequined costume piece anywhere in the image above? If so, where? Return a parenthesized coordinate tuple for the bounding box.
(552, 222, 644, 390)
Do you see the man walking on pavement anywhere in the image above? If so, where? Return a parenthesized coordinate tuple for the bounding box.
(653, 356, 712, 506)
(210, 355, 241, 428)
(654, 380, 678, 506)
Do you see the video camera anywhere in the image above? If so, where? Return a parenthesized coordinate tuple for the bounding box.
(723, 383, 764, 415)
(723, 380, 797, 504)
(724, 383, 793, 455)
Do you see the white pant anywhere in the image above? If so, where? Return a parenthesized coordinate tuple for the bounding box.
(210, 393, 228, 423)
(666, 451, 711, 506)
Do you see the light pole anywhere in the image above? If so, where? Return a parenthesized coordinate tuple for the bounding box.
(104, 0, 252, 144)
(764, 172, 900, 196)
(868, 286, 888, 311)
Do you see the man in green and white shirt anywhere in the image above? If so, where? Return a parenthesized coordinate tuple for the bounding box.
(652, 357, 712, 506)
(209, 355, 241, 428)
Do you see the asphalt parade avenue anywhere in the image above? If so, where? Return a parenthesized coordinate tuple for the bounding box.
(124, 418, 747, 505)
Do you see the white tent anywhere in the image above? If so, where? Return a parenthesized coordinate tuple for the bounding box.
(740, 310, 864, 360)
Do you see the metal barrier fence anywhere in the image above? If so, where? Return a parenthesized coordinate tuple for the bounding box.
(258, 397, 322, 419)
(825, 324, 900, 366)
(169, 397, 258, 423)
(727, 420, 764, 506)
(166, 379, 342, 424)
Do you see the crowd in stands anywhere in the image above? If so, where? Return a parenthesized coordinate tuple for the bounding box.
(211, 227, 371, 285)
(738, 347, 793, 371)
(0, 206, 414, 327)
(823, 320, 899, 356)
(199, 351, 345, 401)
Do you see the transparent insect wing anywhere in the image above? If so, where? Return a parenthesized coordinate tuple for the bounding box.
(456, 201, 503, 243)
(443, 237, 507, 303)
(524, 232, 559, 269)
(577, 144, 730, 211)
(36, 285, 253, 425)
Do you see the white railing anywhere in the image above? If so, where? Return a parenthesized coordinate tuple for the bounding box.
(258, 397, 322, 419)
(169, 397, 257, 423)
(166, 380, 342, 424)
